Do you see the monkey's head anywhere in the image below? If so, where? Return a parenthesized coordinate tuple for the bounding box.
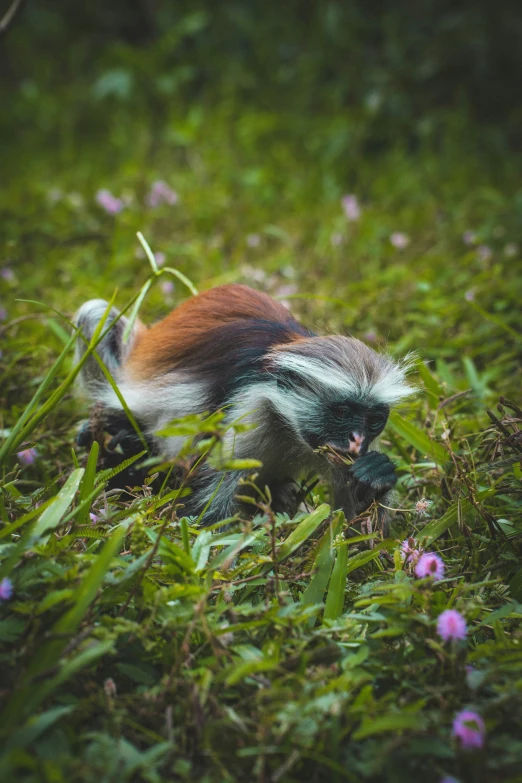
(267, 336, 415, 462)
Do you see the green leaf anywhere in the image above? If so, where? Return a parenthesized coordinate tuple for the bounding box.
(388, 410, 447, 465)
(345, 543, 388, 576)
(324, 537, 349, 621)
(354, 711, 424, 739)
(77, 441, 99, 525)
(31, 468, 84, 540)
(219, 459, 263, 470)
(420, 499, 473, 545)
(277, 504, 330, 562)
(7, 706, 75, 751)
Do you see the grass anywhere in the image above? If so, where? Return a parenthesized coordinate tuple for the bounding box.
(1, 91, 522, 783)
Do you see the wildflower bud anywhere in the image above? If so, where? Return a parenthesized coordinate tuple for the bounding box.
(452, 709, 485, 749)
(0, 577, 13, 601)
(104, 678, 117, 698)
(436, 609, 467, 642)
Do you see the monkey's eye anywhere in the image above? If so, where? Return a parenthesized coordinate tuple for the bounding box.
(331, 404, 349, 420)
(367, 412, 388, 431)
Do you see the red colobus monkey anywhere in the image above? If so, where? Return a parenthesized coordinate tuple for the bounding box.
(75, 285, 414, 525)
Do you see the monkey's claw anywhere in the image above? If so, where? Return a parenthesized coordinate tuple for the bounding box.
(348, 450, 397, 509)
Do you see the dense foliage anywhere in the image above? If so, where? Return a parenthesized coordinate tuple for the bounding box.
(1, 2, 522, 781)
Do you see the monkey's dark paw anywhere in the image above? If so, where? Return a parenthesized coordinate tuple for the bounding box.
(76, 420, 93, 448)
(348, 451, 397, 510)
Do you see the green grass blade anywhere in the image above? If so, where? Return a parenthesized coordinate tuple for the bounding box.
(420, 499, 473, 545)
(137, 231, 159, 274)
(388, 410, 447, 466)
(277, 504, 330, 562)
(163, 266, 198, 296)
(77, 441, 99, 525)
(324, 537, 349, 621)
(2, 527, 125, 724)
(0, 330, 78, 465)
(122, 277, 153, 343)
(301, 515, 342, 610)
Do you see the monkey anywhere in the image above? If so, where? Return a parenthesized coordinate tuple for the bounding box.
(74, 284, 414, 527)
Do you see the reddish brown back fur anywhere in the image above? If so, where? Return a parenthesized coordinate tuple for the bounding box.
(126, 284, 304, 379)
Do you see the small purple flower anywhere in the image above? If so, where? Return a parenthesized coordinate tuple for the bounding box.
(415, 551, 445, 581)
(462, 230, 476, 246)
(437, 609, 467, 642)
(476, 245, 492, 263)
(400, 537, 422, 564)
(390, 232, 410, 249)
(464, 289, 475, 302)
(363, 330, 378, 343)
(0, 306, 7, 321)
(504, 242, 518, 258)
(95, 189, 125, 215)
(17, 448, 38, 466)
(341, 194, 361, 222)
(161, 280, 175, 296)
(246, 233, 261, 248)
(146, 181, 178, 208)
(330, 232, 344, 247)
(452, 709, 485, 749)
(89, 512, 99, 525)
(155, 252, 166, 267)
(0, 267, 14, 281)
(0, 577, 13, 601)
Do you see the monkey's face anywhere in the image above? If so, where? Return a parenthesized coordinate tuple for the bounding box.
(300, 398, 389, 462)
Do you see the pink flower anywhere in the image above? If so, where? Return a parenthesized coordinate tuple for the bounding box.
(462, 230, 476, 246)
(146, 181, 178, 208)
(415, 551, 445, 581)
(437, 609, 467, 642)
(400, 537, 422, 564)
(246, 233, 261, 248)
(0, 577, 13, 601)
(452, 709, 485, 749)
(17, 448, 38, 466)
(464, 289, 475, 302)
(476, 245, 492, 262)
(364, 330, 378, 343)
(155, 252, 166, 267)
(95, 189, 125, 215)
(341, 194, 361, 222)
(330, 232, 344, 247)
(390, 232, 410, 249)
(161, 280, 175, 296)
(89, 512, 99, 524)
(415, 498, 432, 517)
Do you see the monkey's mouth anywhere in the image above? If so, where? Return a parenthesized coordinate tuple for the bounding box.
(315, 444, 356, 466)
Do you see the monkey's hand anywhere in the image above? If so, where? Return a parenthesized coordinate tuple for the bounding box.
(347, 451, 397, 513)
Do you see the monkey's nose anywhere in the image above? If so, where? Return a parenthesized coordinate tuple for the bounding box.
(347, 432, 364, 455)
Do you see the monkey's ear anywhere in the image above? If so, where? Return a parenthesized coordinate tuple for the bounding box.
(74, 299, 143, 390)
